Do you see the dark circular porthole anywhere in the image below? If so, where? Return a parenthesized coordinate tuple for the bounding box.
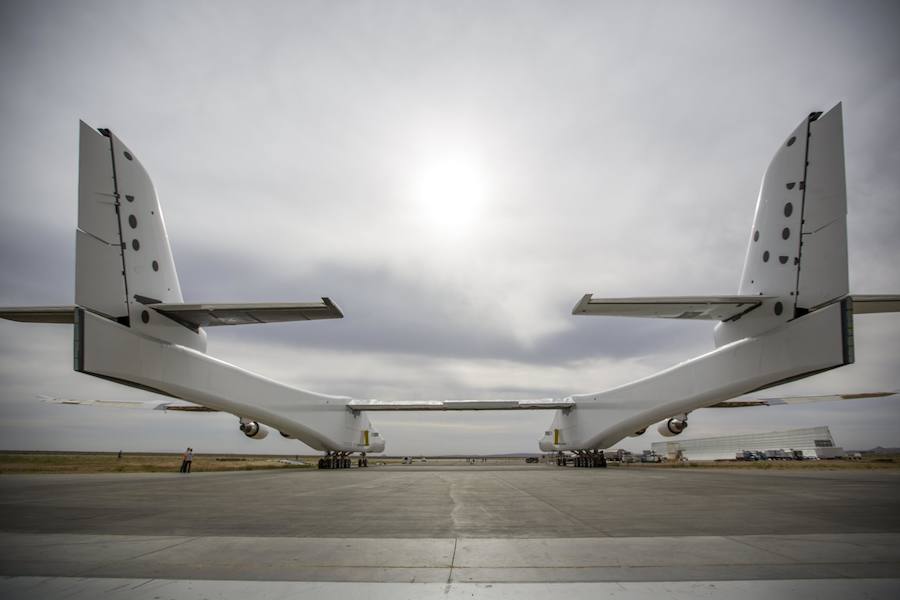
(128, 215, 137, 229)
(125, 195, 134, 202)
(782, 227, 790, 239)
(753, 230, 759, 242)
(779, 255, 788, 264)
(786, 182, 796, 190)
(132, 239, 140, 251)
(763, 251, 770, 263)
(152, 260, 159, 272)
(141, 310, 150, 324)
(774, 301, 783, 316)
(784, 202, 793, 217)
(786, 136, 796, 147)
(123, 151, 133, 161)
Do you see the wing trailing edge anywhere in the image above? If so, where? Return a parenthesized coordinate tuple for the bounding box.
(348, 398, 573, 411)
(707, 391, 897, 408)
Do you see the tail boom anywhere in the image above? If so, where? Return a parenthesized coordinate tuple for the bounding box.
(75, 309, 380, 453)
(545, 291, 852, 452)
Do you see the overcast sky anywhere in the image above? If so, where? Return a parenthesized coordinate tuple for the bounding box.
(1, 0, 898, 455)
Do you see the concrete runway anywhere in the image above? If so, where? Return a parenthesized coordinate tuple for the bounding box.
(1, 465, 899, 596)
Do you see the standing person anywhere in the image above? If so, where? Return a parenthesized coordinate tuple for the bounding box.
(179, 448, 189, 473)
(185, 448, 193, 473)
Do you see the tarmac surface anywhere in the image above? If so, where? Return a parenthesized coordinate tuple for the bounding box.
(1, 464, 899, 597)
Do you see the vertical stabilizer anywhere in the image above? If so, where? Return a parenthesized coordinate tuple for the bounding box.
(716, 104, 849, 345)
(75, 122, 205, 352)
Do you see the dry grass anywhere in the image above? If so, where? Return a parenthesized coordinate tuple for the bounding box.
(0, 452, 315, 474)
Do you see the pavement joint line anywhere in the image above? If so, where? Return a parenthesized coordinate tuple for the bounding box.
(447, 538, 458, 584)
(73, 536, 200, 579)
(723, 535, 799, 563)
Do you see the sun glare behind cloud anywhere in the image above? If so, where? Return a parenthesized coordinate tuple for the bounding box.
(412, 152, 488, 236)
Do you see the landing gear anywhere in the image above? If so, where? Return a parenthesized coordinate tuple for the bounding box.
(318, 451, 368, 469)
(557, 450, 606, 468)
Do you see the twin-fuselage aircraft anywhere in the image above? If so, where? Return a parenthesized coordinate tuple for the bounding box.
(2, 104, 897, 468)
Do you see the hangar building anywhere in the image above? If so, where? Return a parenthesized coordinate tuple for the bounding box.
(651, 426, 839, 460)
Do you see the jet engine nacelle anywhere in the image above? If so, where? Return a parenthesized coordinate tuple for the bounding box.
(658, 418, 687, 437)
(239, 421, 269, 439)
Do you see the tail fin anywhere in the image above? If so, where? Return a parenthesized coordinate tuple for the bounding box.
(717, 103, 848, 344)
(76, 121, 205, 351)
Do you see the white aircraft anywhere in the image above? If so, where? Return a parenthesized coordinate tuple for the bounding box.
(1, 104, 897, 468)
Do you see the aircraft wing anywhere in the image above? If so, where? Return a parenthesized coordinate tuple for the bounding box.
(706, 391, 897, 408)
(38, 394, 218, 412)
(348, 398, 575, 411)
(571, 295, 774, 320)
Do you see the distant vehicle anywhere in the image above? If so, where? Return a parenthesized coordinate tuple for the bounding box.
(402, 457, 412, 465)
(525, 457, 539, 463)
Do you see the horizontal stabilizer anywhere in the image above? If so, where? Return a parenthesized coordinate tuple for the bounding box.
(144, 298, 343, 327)
(348, 398, 573, 411)
(0, 306, 75, 323)
(852, 295, 900, 314)
(572, 295, 773, 321)
(708, 391, 897, 408)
